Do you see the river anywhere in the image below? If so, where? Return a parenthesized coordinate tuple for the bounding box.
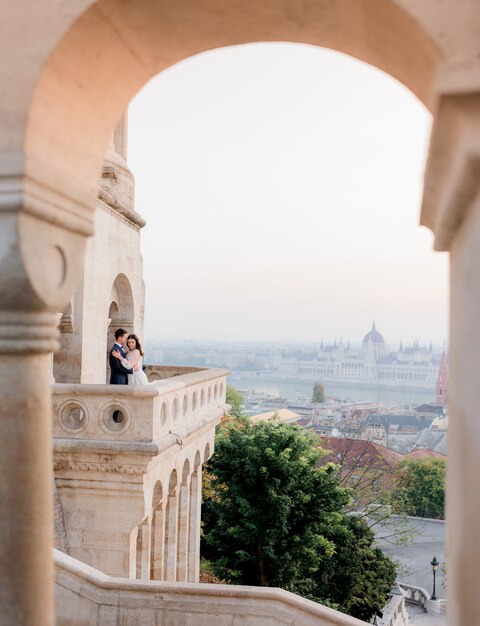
(230, 375, 435, 408)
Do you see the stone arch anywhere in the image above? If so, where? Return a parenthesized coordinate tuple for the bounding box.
(24, 0, 440, 259)
(151, 480, 164, 508)
(106, 272, 135, 380)
(194, 450, 202, 471)
(204, 442, 211, 464)
(181, 459, 191, 486)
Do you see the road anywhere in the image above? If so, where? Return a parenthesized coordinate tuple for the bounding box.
(373, 516, 446, 600)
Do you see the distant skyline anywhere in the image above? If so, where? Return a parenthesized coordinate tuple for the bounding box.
(128, 43, 448, 345)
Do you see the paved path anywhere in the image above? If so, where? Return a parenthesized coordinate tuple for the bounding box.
(373, 516, 446, 599)
(407, 604, 446, 625)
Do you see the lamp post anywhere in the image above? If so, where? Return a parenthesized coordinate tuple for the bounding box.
(430, 555, 439, 600)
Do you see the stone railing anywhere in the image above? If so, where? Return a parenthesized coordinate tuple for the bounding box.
(378, 587, 409, 626)
(398, 582, 447, 616)
(54, 549, 368, 626)
(144, 364, 206, 380)
(399, 582, 429, 612)
(52, 367, 229, 443)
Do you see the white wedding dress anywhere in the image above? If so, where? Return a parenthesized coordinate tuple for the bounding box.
(124, 349, 149, 386)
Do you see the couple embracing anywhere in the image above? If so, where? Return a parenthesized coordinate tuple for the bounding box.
(109, 328, 149, 385)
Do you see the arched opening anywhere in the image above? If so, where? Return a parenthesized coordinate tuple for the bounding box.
(10, 1, 458, 624)
(106, 273, 135, 382)
(24, 0, 440, 258)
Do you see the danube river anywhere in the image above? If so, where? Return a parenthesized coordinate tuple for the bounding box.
(230, 375, 435, 408)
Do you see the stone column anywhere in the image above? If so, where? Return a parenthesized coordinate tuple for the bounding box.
(187, 467, 202, 582)
(0, 311, 60, 625)
(164, 490, 178, 581)
(0, 154, 91, 625)
(135, 518, 151, 580)
(449, 195, 480, 626)
(176, 479, 190, 582)
(421, 93, 480, 626)
(150, 504, 165, 580)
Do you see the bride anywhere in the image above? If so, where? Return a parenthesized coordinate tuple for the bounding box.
(112, 333, 149, 385)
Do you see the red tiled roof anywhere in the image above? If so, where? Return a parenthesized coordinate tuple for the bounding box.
(319, 437, 402, 468)
(406, 448, 447, 460)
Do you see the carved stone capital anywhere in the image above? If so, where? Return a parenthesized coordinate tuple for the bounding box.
(422, 93, 480, 251)
(0, 173, 90, 314)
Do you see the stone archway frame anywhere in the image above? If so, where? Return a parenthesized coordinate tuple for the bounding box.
(1, 2, 445, 625)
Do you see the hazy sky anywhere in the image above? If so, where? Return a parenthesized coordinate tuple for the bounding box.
(128, 43, 448, 346)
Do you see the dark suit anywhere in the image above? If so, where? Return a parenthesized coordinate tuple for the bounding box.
(109, 344, 131, 384)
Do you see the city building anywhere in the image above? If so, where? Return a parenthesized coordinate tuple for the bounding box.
(275, 323, 443, 389)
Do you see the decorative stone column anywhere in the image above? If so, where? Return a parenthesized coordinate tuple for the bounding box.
(135, 517, 151, 580)
(164, 476, 179, 581)
(421, 92, 480, 626)
(150, 503, 165, 580)
(187, 465, 203, 582)
(176, 475, 190, 582)
(0, 312, 60, 625)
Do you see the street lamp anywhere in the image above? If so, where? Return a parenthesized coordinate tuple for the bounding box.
(430, 555, 439, 601)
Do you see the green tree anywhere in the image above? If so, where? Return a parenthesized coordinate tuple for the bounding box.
(202, 419, 396, 620)
(226, 385, 244, 418)
(389, 458, 446, 519)
(311, 382, 326, 404)
(312, 515, 396, 621)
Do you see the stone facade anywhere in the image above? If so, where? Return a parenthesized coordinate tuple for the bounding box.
(50, 125, 228, 582)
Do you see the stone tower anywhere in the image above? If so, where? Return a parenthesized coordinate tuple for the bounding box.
(436, 351, 448, 406)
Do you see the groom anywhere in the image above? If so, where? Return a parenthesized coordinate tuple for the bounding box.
(109, 328, 130, 385)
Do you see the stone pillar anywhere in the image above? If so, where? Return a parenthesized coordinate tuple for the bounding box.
(0, 312, 60, 625)
(187, 467, 202, 582)
(150, 504, 165, 580)
(164, 490, 178, 581)
(420, 93, 480, 626)
(449, 196, 480, 626)
(135, 518, 151, 580)
(176, 479, 190, 582)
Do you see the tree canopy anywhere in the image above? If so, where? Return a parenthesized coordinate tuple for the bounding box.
(389, 457, 446, 520)
(225, 385, 244, 418)
(311, 382, 326, 404)
(202, 418, 396, 620)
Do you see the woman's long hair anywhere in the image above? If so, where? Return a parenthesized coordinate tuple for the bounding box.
(127, 333, 144, 357)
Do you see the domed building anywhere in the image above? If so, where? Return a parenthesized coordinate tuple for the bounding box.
(362, 321, 386, 360)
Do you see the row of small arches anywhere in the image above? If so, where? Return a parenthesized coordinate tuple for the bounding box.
(151, 444, 211, 504)
(159, 381, 224, 427)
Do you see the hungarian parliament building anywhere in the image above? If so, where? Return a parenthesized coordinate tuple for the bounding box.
(274, 323, 444, 390)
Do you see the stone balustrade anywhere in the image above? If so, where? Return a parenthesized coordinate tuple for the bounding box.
(399, 583, 429, 613)
(52, 367, 229, 442)
(54, 549, 368, 626)
(398, 582, 447, 617)
(378, 587, 409, 626)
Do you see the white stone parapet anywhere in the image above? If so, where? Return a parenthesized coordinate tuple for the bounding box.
(52, 367, 229, 442)
(52, 367, 229, 580)
(54, 549, 368, 626)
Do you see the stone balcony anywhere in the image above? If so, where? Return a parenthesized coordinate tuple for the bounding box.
(51, 366, 229, 579)
(52, 366, 229, 443)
